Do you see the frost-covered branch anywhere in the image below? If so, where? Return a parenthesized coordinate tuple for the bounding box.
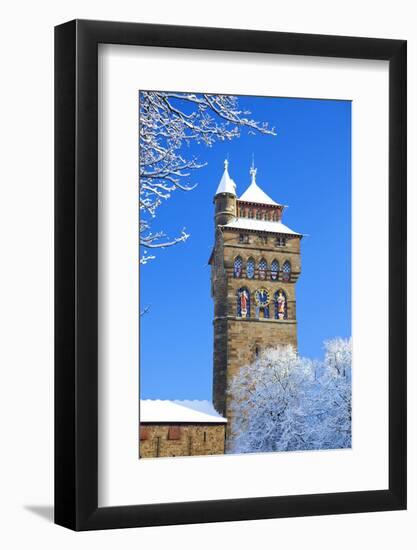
(139, 91, 276, 262)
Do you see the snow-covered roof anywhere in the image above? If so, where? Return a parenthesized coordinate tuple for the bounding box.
(215, 159, 236, 196)
(222, 217, 302, 236)
(140, 400, 227, 424)
(238, 163, 280, 206)
(239, 180, 279, 206)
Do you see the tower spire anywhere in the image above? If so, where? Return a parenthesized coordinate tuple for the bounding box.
(249, 155, 257, 185)
(215, 158, 236, 196)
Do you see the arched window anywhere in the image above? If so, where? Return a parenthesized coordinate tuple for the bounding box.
(273, 212, 279, 222)
(282, 260, 291, 282)
(271, 259, 279, 280)
(274, 289, 288, 320)
(246, 258, 255, 279)
(265, 211, 271, 221)
(233, 256, 243, 278)
(248, 209, 254, 219)
(258, 258, 268, 280)
(256, 210, 261, 219)
(237, 287, 250, 318)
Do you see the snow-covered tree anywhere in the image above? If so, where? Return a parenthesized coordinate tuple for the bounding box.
(228, 338, 352, 454)
(317, 338, 352, 449)
(139, 91, 275, 263)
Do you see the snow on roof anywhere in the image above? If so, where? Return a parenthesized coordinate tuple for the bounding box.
(215, 159, 236, 196)
(140, 400, 227, 424)
(239, 180, 279, 206)
(238, 163, 280, 206)
(222, 217, 302, 236)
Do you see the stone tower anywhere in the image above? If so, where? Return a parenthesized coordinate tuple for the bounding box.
(210, 160, 303, 447)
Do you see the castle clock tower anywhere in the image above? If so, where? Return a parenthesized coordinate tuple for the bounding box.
(210, 160, 303, 447)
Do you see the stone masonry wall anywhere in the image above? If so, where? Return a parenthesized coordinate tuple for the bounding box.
(211, 222, 302, 450)
(139, 424, 226, 458)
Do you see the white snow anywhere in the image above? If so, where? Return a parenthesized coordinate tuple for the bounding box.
(238, 180, 280, 206)
(215, 160, 237, 196)
(140, 400, 227, 423)
(222, 217, 302, 236)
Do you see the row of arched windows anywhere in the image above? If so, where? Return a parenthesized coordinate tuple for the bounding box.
(237, 287, 288, 320)
(234, 256, 291, 282)
(238, 208, 280, 222)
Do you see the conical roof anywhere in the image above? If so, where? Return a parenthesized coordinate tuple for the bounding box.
(215, 159, 236, 196)
(239, 163, 279, 206)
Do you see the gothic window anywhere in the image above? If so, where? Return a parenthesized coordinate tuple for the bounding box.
(258, 258, 268, 280)
(282, 260, 291, 282)
(239, 208, 245, 217)
(265, 211, 271, 221)
(237, 287, 251, 318)
(256, 210, 262, 219)
(271, 259, 279, 280)
(260, 235, 268, 245)
(274, 289, 288, 320)
(273, 212, 279, 222)
(246, 257, 255, 279)
(234, 256, 243, 278)
(239, 234, 249, 244)
(248, 209, 254, 219)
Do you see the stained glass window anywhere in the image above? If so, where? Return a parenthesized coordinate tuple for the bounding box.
(234, 256, 243, 277)
(282, 260, 291, 282)
(237, 287, 250, 318)
(246, 258, 255, 279)
(274, 289, 288, 320)
(271, 259, 279, 280)
(259, 258, 267, 280)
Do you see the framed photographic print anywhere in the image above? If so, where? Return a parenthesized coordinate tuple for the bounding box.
(55, 20, 406, 530)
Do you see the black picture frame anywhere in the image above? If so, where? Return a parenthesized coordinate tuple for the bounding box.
(55, 19, 407, 531)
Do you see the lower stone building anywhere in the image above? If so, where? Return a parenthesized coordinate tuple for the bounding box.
(139, 400, 227, 458)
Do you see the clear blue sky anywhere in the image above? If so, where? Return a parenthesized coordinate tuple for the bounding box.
(140, 95, 351, 400)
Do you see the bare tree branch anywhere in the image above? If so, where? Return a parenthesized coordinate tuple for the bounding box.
(139, 91, 276, 262)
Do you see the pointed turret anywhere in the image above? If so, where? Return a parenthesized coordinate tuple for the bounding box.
(215, 159, 237, 196)
(214, 159, 237, 227)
